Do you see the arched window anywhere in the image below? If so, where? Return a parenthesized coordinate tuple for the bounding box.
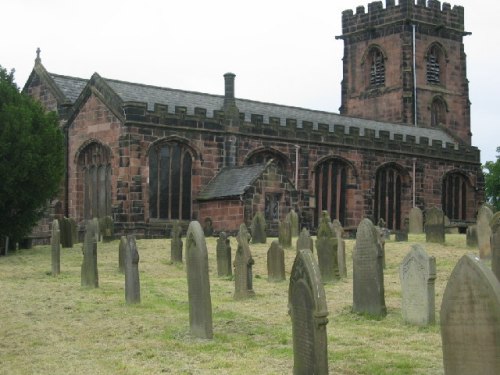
(77, 142, 112, 220)
(246, 149, 288, 175)
(374, 165, 403, 230)
(426, 44, 445, 85)
(368, 47, 385, 87)
(442, 172, 468, 221)
(149, 142, 192, 220)
(431, 96, 447, 126)
(315, 159, 349, 225)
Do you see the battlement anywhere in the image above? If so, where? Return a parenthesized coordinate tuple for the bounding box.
(341, 0, 465, 36)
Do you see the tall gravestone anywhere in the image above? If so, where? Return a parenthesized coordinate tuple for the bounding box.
(288, 249, 329, 375)
(216, 232, 232, 277)
(409, 207, 423, 234)
(490, 212, 500, 281)
(81, 220, 99, 288)
(124, 235, 141, 304)
(353, 218, 386, 317)
(287, 209, 299, 238)
(296, 228, 314, 253)
(278, 219, 292, 248)
(315, 212, 339, 283)
(267, 240, 285, 282)
(59, 217, 73, 248)
(251, 211, 267, 244)
(332, 219, 347, 278)
(170, 221, 183, 263)
(440, 254, 500, 374)
(118, 236, 126, 274)
(92, 217, 101, 242)
(203, 217, 214, 237)
(425, 207, 445, 244)
(477, 204, 494, 259)
(51, 219, 60, 276)
(234, 224, 255, 299)
(186, 221, 213, 339)
(466, 224, 478, 248)
(399, 244, 436, 326)
(69, 218, 78, 245)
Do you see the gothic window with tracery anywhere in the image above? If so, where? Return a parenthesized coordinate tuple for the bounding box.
(374, 165, 403, 230)
(442, 172, 467, 221)
(426, 45, 443, 84)
(315, 159, 348, 225)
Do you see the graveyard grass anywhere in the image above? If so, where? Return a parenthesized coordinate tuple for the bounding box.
(0, 233, 481, 374)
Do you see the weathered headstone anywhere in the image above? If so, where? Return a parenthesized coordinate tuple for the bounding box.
(251, 211, 267, 244)
(425, 207, 445, 244)
(234, 223, 255, 299)
(288, 249, 329, 375)
(267, 240, 285, 282)
(118, 236, 126, 274)
(490, 212, 500, 281)
(315, 211, 339, 283)
(399, 244, 436, 326)
(440, 254, 500, 374)
(296, 228, 314, 253)
(69, 218, 78, 245)
(278, 219, 292, 248)
(81, 220, 98, 288)
(466, 224, 478, 248)
(185, 221, 213, 339)
(92, 217, 101, 242)
(409, 207, 424, 234)
(287, 209, 299, 238)
(59, 217, 73, 248)
(353, 218, 386, 317)
(203, 217, 213, 237)
(375, 225, 386, 269)
(332, 219, 347, 278)
(170, 220, 183, 263)
(100, 216, 114, 242)
(477, 204, 494, 259)
(124, 235, 140, 304)
(394, 230, 408, 242)
(216, 232, 232, 277)
(51, 219, 60, 276)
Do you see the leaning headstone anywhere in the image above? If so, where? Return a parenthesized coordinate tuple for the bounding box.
(59, 217, 73, 248)
(234, 223, 255, 299)
(287, 209, 299, 238)
(81, 220, 98, 288)
(100, 216, 114, 242)
(288, 249, 329, 375)
(399, 244, 436, 326)
(118, 236, 126, 274)
(51, 219, 60, 276)
(409, 207, 424, 234)
(425, 207, 445, 244)
(296, 228, 314, 253)
(315, 211, 339, 283)
(216, 232, 232, 277)
(124, 235, 140, 304)
(278, 219, 292, 248)
(186, 221, 213, 339)
(251, 211, 267, 244)
(477, 204, 494, 259)
(170, 220, 183, 263)
(267, 240, 285, 282)
(440, 254, 500, 374)
(466, 225, 478, 248)
(490, 212, 500, 281)
(353, 218, 386, 317)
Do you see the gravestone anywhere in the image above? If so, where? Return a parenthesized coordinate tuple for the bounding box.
(375, 225, 386, 269)
(440, 254, 500, 374)
(185, 221, 213, 339)
(399, 244, 436, 326)
(425, 207, 445, 244)
(395, 230, 408, 242)
(409, 207, 423, 234)
(278, 219, 292, 248)
(100, 216, 114, 242)
(81, 220, 99, 288)
(466, 225, 478, 248)
(51, 219, 60, 276)
(216, 232, 232, 277)
(69, 218, 78, 245)
(251, 211, 267, 244)
(203, 217, 213, 237)
(332, 220, 347, 278)
(92, 217, 101, 242)
(118, 236, 126, 274)
(234, 223, 255, 299)
(267, 240, 285, 282)
(353, 218, 386, 317)
(315, 211, 339, 283)
(296, 228, 314, 253)
(170, 220, 183, 263)
(288, 249, 329, 375)
(59, 217, 73, 248)
(490, 212, 500, 281)
(287, 209, 299, 238)
(477, 204, 494, 259)
(124, 235, 140, 304)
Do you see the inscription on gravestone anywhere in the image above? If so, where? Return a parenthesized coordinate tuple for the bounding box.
(51, 219, 60, 276)
(267, 240, 285, 282)
(216, 232, 232, 277)
(440, 254, 500, 374)
(124, 235, 140, 304)
(234, 224, 255, 299)
(81, 220, 99, 288)
(425, 207, 445, 244)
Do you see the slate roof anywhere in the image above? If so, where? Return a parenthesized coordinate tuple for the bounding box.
(49, 73, 88, 103)
(197, 164, 268, 201)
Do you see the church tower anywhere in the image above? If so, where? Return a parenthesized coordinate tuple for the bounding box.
(337, 0, 471, 145)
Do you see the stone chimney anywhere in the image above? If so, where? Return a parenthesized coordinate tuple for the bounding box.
(222, 72, 240, 127)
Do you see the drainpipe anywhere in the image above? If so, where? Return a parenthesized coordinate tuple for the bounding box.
(412, 157, 416, 208)
(294, 145, 300, 188)
(412, 24, 418, 126)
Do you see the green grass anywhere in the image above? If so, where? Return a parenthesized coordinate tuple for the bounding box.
(0, 233, 475, 374)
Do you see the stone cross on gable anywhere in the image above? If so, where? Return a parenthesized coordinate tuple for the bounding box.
(35, 47, 41, 64)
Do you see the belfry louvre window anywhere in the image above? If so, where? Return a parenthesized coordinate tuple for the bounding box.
(442, 172, 467, 221)
(149, 143, 192, 220)
(315, 159, 348, 225)
(426, 46, 441, 84)
(370, 49, 385, 87)
(374, 166, 402, 230)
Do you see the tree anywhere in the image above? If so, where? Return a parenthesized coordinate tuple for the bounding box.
(483, 147, 500, 212)
(0, 65, 64, 247)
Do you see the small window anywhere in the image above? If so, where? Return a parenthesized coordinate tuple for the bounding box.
(431, 97, 446, 126)
(251, 114, 264, 125)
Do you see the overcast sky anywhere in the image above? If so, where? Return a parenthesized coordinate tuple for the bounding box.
(2, 0, 498, 163)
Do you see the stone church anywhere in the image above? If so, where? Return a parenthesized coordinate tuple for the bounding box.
(24, 0, 483, 239)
